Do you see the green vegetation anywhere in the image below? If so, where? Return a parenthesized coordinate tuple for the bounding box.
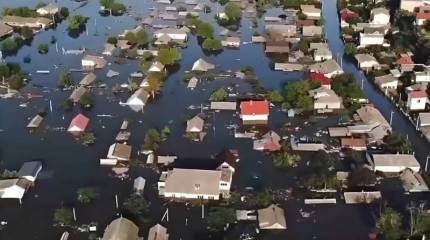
(58, 71, 73, 89)
(20, 27, 33, 40)
(202, 38, 222, 51)
(62, 99, 74, 111)
(143, 127, 170, 151)
(195, 20, 214, 39)
(124, 29, 148, 46)
(157, 47, 182, 66)
(50, 36, 57, 44)
(210, 88, 228, 101)
(344, 43, 357, 56)
(274, 151, 301, 170)
(38, 43, 49, 54)
(224, 2, 242, 22)
(411, 212, 430, 237)
(0, 169, 18, 180)
(2, 7, 37, 17)
(218, 0, 230, 5)
(1, 37, 20, 53)
(383, 132, 412, 154)
(145, 73, 163, 98)
(80, 132, 96, 146)
(79, 92, 93, 109)
(0, 63, 26, 90)
(100, 0, 127, 14)
(77, 187, 99, 204)
(282, 81, 315, 111)
(107, 36, 118, 45)
(377, 207, 403, 240)
(207, 207, 236, 232)
(246, 190, 272, 208)
(123, 193, 149, 216)
(267, 90, 284, 103)
(332, 74, 365, 104)
(53, 207, 74, 226)
(347, 167, 376, 187)
(68, 15, 89, 30)
(300, 150, 339, 189)
(59, 7, 70, 19)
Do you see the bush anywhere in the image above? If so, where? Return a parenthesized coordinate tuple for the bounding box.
(80, 133, 96, 146)
(79, 92, 93, 109)
(202, 38, 222, 51)
(2, 7, 37, 17)
(8, 74, 25, 90)
(38, 43, 49, 54)
(53, 208, 74, 226)
(59, 7, 69, 19)
(210, 88, 228, 101)
(267, 90, 284, 103)
(207, 207, 236, 232)
(77, 187, 99, 204)
(68, 15, 88, 30)
(1, 37, 19, 53)
(196, 20, 214, 38)
(157, 47, 181, 65)
(344, 43, 357, 56)
(123, 193, 149, 216)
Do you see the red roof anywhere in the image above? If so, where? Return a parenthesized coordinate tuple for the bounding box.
(410, 90, 428, 98)
(240, 100, 270, 115)
(396, 55, 414, 65)
(68, 113, 90, 132)
(310, 72, 332, 85)
(340, 9, 359, 21)
(416, 12, 430, 20)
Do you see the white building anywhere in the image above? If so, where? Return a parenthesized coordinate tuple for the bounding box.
(355, 54, 380, 70)
(0, 179, 27, 202)
(154, 28, 188, 42)
(414, 71, 430, 83)
(374, 74, 398, 89)
(400, 0, 430, 12)
(371, 8, 390, 25)
(313, 47, 332, 62)
(359, 33, 384, 47)
(309, 87, 343, 110)
(240, 100, 270, 125)
(369, 154, 421, 173)
(36, 3, 60, 15)
(407, 90, 428, 110)
(309, 59, 344, 78)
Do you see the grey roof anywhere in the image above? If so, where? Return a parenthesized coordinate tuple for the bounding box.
(419, 112, 430, 126)
(79, 72, 97, 86)
(356, 105, 391, 131)
(17, 161, 42, 181)
(309, 42, 329, 50)
(69, 86, 87, 103)
(102, 217, 139, 240)
(258, 204, 287, 229)
(355, 54, 378, 63)
(302, 26, 322, 37)
(0, 22, 13, 38)
(127, 88, 150, 106)
(210, 101, 237, 110)
(187, 77, 198, 89)
(192, 58, 215, 72)
(163, 168, 222, 196)
(148, 224, 169, 240)
(186, 115, 204, 132)
(27, 114, 44, 128)
(309, 59, 342, 74)
(372, 154, 421, 170)
(374, 74, 397, 85)
(399, 168, 429, 192)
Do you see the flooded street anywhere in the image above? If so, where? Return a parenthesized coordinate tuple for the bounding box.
(0, 0, 426, 239)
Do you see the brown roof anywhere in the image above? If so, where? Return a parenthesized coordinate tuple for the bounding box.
(265, 41, 289, 53)
(341, 138, 366, 148)
(112, 143, 132, 160)
(297, 19, 315, 28)
(0, 22, 13, 38)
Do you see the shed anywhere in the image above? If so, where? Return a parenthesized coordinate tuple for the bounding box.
(187, 77, 198, 89)
(192, 58, 215, 72)
(257, 204, 287, 229)
(133, 177, 146, 194)
(17, 161, 42, 182)
(27, 114, 44, 128)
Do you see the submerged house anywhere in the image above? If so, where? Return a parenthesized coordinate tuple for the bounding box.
(69, 86, 87, 103)
(186, 115, 204, 133)
(2, 16, 53, 29)
(309, 60, 343, 78)
(148, 224, 169, 240)
(221, 36, 241, 48)
(258, 204, 287, 230)
(192, 58, 215, 72)
(148, 61, 165, 73)
(107, 143, 132, 162)
(27, 114, 44, 129)
(79, 72, 97, 86)
(82, 55, 107, 69)
(0, 179, 29, 202)
(17, 161, 42, 182)
(368, 153, 421, 173)
(308, 87, 343, 110)
(0, 22, 13, 39)
(36, 3, 60, 15)
(126, 88, 150, 111)
(240, 100, 270, 125)
(265, 41, 290, 54)
(253, 131, 282, 152)
(399, 168, 429, 192)
(67, 113, 89, 133)
(101, 217, 139, 240)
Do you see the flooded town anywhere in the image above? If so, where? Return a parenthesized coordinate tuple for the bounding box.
(0, 0, 430, 239)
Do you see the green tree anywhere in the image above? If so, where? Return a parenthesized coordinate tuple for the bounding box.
(20, 26, 33, 40)
(124, 31, 138, 45)
(135, 29, 148, 46)
(383, 132, 412, 154)
(38, 43, 49, 54)
(202, 38, 222, 51)
(207, 207, 236, 232)
(58, 71, 73, 88)
(80, 133, 96, 146)
(1, 37, 19, 53)
(247, 190, 272, 208)
(347, 167, 376, 187)
(210, 88, 228, 101)
(59, 7, 69, 19)
(143, 128, 162, 151)
(377, 207, 403, 240)
(68, 15, 88, 30)
(111, 2, 126, 13)
(107, 36, 118, 45)
(53, 208, 74, 226)
(77, 187, 99, 204)
(157, 47, 182, 66)
(145, 74, 162, 98)
(344, 43, 357, 56)
(225, 2, 242, 21)
(282, 81, 314, 111)
(196, 21, 214, 38)
(412, 212, 430, 237)
(274, 151, 301, 169)
(8, 74, 24, 90)
(267, 90, 284, 103)
(123, 193, 149, 216)
(79, 92, 93, 109)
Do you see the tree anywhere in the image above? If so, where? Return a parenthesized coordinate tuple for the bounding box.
(143, 128, 162, 151)
(344, 43, 357, 56)
(207, 207, 236, 232)
(20, 26, 33, 40)
(412, 212, 430, 237)
(77, 187, 99, 204)
(246, 190, 272, 208)
(53, 208, 74, 226)
(107, 36, 118, 45)
(58, 71, 73, 88)
(274, 151, 301, 169)
(124, 31, 138, 45)
(100, 0, 126, 14)
(377, 207, 403, 240)
(202, 38, 222, 51)
(62, 99, 73, 111)
(135, 29, 148, 46)
(210, 88, 228, 101)
(79, 92, 93, 109)
(225, 2, 242, 21)
(267, 90, 284, 103)
(196, 21, 214, 38)
(423, 20, 430, 31)
(38, 43, 49, 54)
(332, 73, 365, 100)
(80, 133, 96, 146)
(383, 132, 412, 154)
(157, 47, 182, 66)
(8, 74, 24, 90)
(347, 167, 376, 187)
(1, 37, 19, 53)
(145, 74, 162, 98)
(59, 7, 69, 19)
(123, 193, 148, 216)
(68, 15, 88, 30)
(282, 81, 314, 111)
(218, 0, 230, 5)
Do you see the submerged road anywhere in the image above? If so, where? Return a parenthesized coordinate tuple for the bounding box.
(322, 0, 430, 168)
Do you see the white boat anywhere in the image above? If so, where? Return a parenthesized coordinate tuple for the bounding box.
(36, 70, 50, 74)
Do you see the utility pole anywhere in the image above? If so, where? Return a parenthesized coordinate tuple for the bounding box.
(425, 156, 429, 173)
(389, 111, 394, 126)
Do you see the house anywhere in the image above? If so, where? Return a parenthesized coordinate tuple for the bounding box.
(396, 53, 414, 72)
(308, 87, 343, 110)
(257, 204, 287, 230)
(187, 77, 198, 89)
(0, 179, 28, 202)
(192, 58, 215, 72)
(418, 112, 430, 142)
(186, 115, 204, 133)
(253, 131, 282, 152)
(102, 43, 118, 56)
(148, 224, 169, 240)
(309, 72, 332, 89)
(344, 191, 382, 204)
(148, 61, 165, 73)
(302, 25, 322, 37)
(101, 217, 139, 240)
(221, 37, 241, 48)
(69, 86, 87, 103)
(82, 55, 107, 69)
(359, 32, 384, 47)
(154, 28, 188, 43)
(265, 41, 290, 53)
(158, 167, 233, 200)
(27, 114, 44, 128)
(116, 40, 132, 50)
(414, 71, 430, 83)
(371, 8, 390, 25)
(157, 156, 177, 166)
(313, 46, 332, 62)
(399, 168, 429, 192)
(154, 34, 172, 45)
(264, 16, 283, 23)
(133, 177, 146, 195)
(407, 90, 427, 110)
(79, 72, 97, 86)
(309, 59, 344, 78)
(240, 100, 270, 125)
(107, 143, 132, 162)
(340, 9, 359, 27)
(368, 153, 421, 173)
(67, 113, 89, 133)
(354, 105, 391, 141)
(341, 138, 367, 151)
(374, 74, 398, 89)
(126, 88, 150, 109)
(355, 54, 380, 70)
(17, 161, 42, 182)
(210, 102, 237, 111)
(2, 16, 53, 29)
(300, 5, 321, 20)
(36, 3, 60, 15)
(297, 19, 315, 28)
(416, 12, 430, 25)
(274, 63, 305, 71)
(400, 0, 429, 12)
(265, 24, 297, 37)
(0, 23, 13, 39)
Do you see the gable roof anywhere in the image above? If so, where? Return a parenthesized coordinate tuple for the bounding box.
(148, 224, 169, 240)
(258, 204, 287, 229)
(186, 115, 204, 132)
(310, 72, 332, 85)
(164, 168, 222, 196)
(409, 90, 427, 98)
(102, 217, 139, 240)
(79, 72, 97, 86)
(240, 100, 270, 115)
(68, 113, 89, 132)
(192, 58, 215, 71)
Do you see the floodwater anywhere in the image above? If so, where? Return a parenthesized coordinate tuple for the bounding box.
(0, 0, 425, 239)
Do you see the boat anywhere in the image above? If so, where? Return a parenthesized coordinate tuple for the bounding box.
(36, 70, 50, 74)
